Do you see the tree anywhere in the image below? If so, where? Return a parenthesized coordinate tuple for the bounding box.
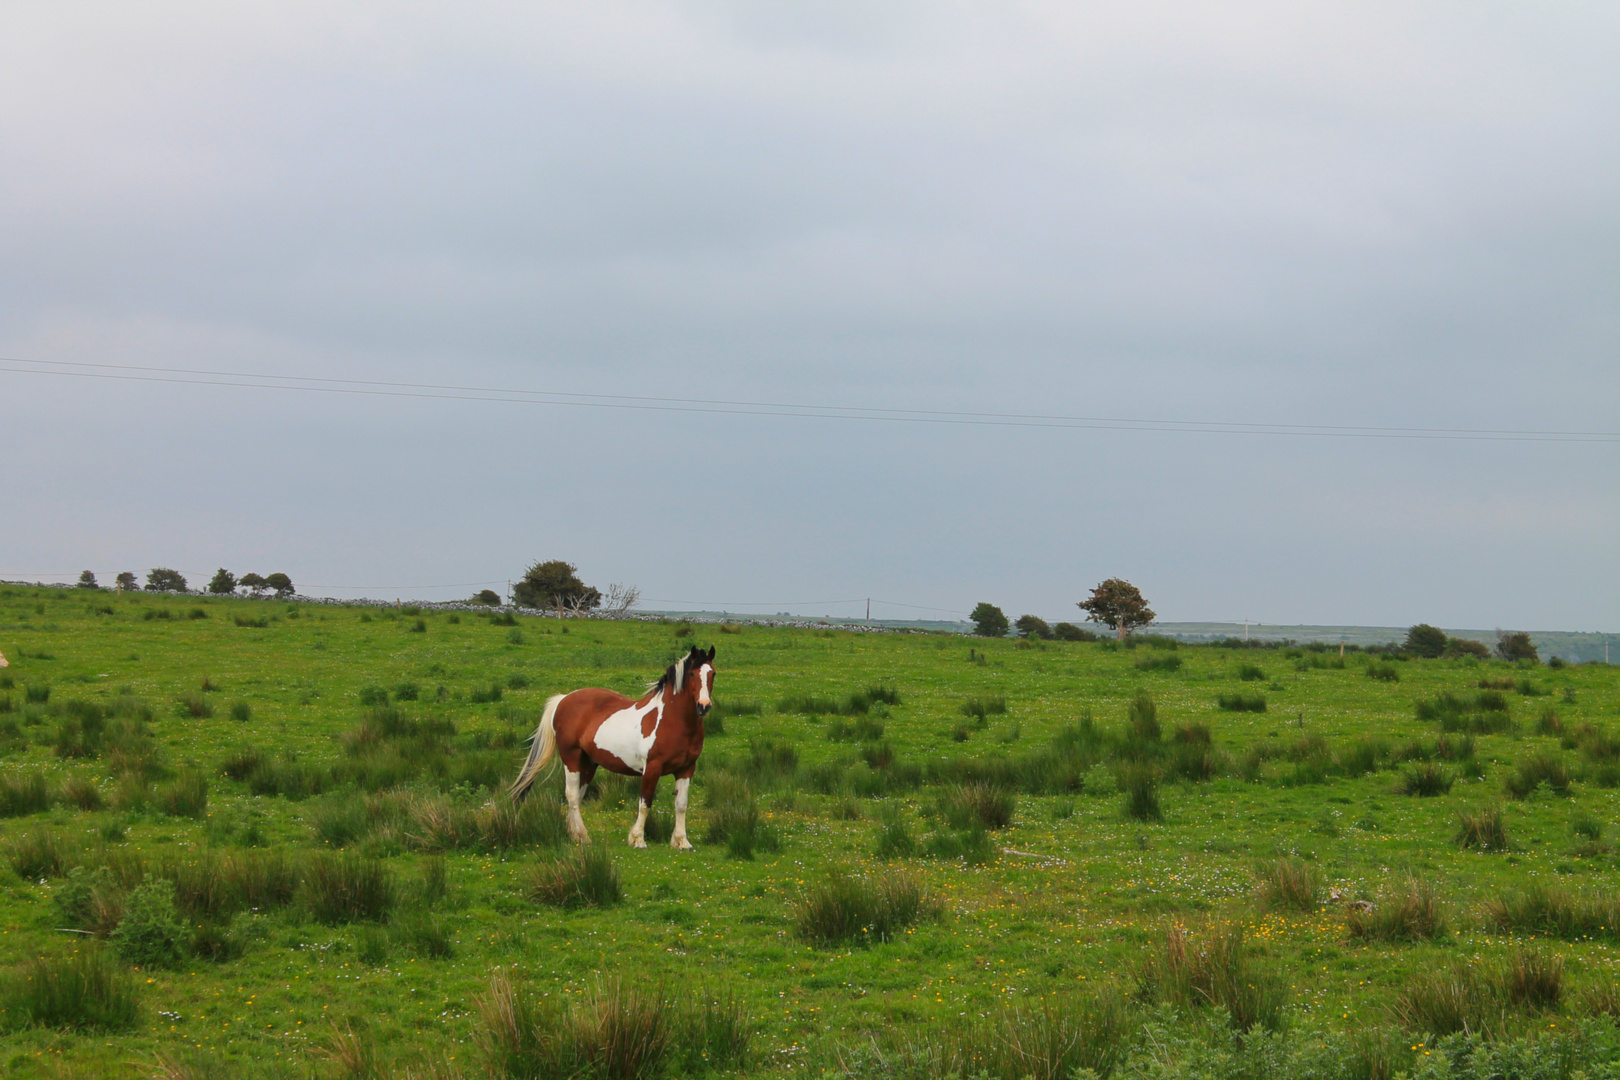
(1496, 631, 1539, 664)
(207, 568, 237, 595)
(472, 589, 502, 606)
(1014, 614, 1052, 640)
(1404, 624, 1448, 659)
(238, 573, 267, 597)
(1443, 637, 1491, 659)
(77, 571, 98, 589)
(513, 561, 600, 616)
(1077, 578, 1155, 640)
(264, 573, 295, 599)
(969, 602, 1009, 638)
(145, 568, 187, 593)
(115, 571, 138, 592)
(1052, 622, 1098, 642)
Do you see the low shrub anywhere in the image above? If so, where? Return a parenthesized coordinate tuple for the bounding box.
(1346, 876, 1448, 942)
(792, 868, 944, 945)
(178, 692, 213, 719)
(1506, 949, 1563, 1011)
(1366, 662, 1400, 682)
(920, 825, 995, 865)
(229, 701, 251, 722)
(110, 878, 187, 969)
(1134, 653, 1183, 672)
(1253, 857, 1320, 912)
(528, 847, 622, 908)
(1236, 663, 1266, 682)
(0, 949, 139, 1032)
(1216, 693, 1267, 713)
(1126, 691, 1159, 742)
(873, 806, 917, 859)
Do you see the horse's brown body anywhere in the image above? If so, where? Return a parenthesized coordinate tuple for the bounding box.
(510, 646, 715, 848)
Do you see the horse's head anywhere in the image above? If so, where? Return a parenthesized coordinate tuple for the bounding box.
(690, 645, 716, 716)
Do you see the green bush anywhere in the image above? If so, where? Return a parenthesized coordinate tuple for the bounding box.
(1217, 693, 1266, 713)
(110, 878, 188, 969)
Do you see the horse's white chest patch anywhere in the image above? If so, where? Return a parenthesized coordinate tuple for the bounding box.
(591, 699, 661, 773)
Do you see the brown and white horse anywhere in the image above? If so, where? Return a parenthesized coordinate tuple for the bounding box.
(509, 645, 715, 849)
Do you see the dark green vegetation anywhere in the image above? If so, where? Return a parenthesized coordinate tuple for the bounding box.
(0, 585, 1617, 1078)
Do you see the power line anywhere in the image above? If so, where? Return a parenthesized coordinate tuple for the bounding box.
(3, 356, 1614, 443)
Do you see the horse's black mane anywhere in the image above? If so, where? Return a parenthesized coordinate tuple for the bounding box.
(650, 645, 714, 694)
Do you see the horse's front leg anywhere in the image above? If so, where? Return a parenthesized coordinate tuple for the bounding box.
(670, 767, 695, 851)
(629, 768, 660, 849)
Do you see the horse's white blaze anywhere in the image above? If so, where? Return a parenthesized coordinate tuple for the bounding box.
(589, 697, 662, 774)
(696, 664, 713, 709)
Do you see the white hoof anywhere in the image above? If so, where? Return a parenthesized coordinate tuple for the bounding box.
(629, 836, 648, 849)
(671, 836, 694, 851)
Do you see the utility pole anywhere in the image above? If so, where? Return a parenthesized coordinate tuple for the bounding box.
(866, 598, 871, 624)
(1244, 618, 1249, 642)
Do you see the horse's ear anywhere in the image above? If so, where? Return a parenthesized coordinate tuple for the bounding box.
(706, 646, 716, 662)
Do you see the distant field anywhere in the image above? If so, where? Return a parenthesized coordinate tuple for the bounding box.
(0, 585, 1617, 1078)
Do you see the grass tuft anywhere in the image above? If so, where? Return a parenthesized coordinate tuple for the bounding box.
(1253, 857, 1321, 911)
(793, 867, 945, 945)
(0, 948, 139, 1032)
(303, 852, 396, 923)
(1456, 804, 1509, 851)
(1140, 922, 1285, 1031)
(528, 847, 622, 908)
(1346, 876, 1448, 942)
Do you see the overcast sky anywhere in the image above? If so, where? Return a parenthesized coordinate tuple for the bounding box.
(2, 2, 1616, 630)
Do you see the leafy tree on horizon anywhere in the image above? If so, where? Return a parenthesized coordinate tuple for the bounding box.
(264, 572, 295, 599)
(208, 568, 237, 595)
(970, 602, 1009, 638)
(1014, 614, 1052, 640)
(145, 568, 187, 593)
(77, 570, 98, 589)
(1077, 578, 1155, 640)
(238, 573, 267, 597)
(513, 560, 600, 615)
(115, 571, 137, 591)
(472, 589, 502, 606)
(1052, 621, 1098, 642)
(1404, 623, 1448, 659)
(1496, 630, 1539, 664)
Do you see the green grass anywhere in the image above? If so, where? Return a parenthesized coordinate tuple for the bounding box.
(0, 583, 1616, 1075)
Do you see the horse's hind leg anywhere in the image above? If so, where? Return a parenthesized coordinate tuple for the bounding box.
(563, 767, 591, 844)
(628, 769, 659, 849)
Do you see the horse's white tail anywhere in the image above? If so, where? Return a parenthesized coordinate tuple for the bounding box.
(509, 693, 565, 803)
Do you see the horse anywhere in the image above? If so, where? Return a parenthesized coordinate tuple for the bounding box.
(509, 645, 715, 849)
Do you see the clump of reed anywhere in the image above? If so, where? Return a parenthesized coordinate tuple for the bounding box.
(792, 867, 944, 945)
(0, 948, 139, 1032)
(1253, 856, 1321, 912)
(528, 847, 622, 909)
(1481, 884, 1620, 942)
(1456, 804, 1510, 851)
(475, 973, 750, 1080)
(1137, 922, 1285, 1031)
(1346, 876, 1448, 942)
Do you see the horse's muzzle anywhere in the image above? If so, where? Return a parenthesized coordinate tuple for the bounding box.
(697, 703, 711, 717)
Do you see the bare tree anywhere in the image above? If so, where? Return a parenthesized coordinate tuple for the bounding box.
(602, 583, 641, 616)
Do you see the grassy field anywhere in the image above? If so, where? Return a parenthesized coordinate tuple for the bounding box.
(0, 584, 1617, 1079)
